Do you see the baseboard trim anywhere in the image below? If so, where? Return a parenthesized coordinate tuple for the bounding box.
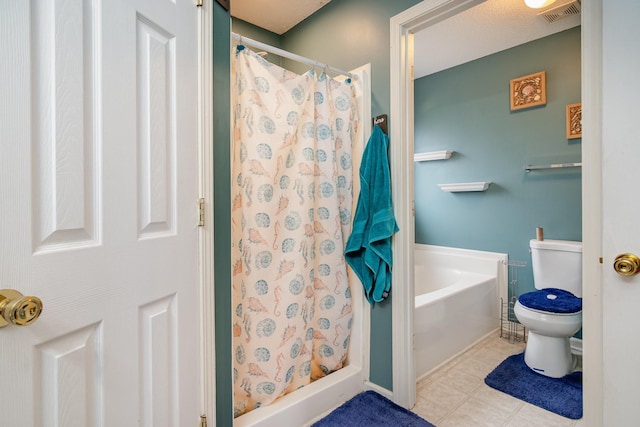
(364, 381, 393, 400)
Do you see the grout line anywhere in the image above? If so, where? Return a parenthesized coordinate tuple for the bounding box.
(414, 332, 530, 426)
(503, 401, 526, 426)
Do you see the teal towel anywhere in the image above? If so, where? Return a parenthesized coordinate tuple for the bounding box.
(345, 125, 399, 304)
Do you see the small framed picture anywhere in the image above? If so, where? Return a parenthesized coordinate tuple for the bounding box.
(566, 102, 582, 139)
(216, 0, 229, 11)
(510, 71, 546, 111)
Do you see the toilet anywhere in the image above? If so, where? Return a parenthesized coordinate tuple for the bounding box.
(514, 239, 582, 378)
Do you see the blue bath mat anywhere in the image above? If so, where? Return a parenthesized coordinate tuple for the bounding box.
(312, 390, 435, 427)
(485, 352, 582, 419)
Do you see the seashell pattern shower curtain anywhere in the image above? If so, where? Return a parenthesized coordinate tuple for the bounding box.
(231, 46, 360, 417)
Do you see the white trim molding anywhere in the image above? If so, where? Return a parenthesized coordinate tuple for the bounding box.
(390, 0, 603, 423)
(580, 0, 603, 424)
(389, 0, 512, 411)
(198, 0, 216, 422)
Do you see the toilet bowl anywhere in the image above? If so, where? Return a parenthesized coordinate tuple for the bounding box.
(515, 240, 582, 378)
(514, 290, 582, 377)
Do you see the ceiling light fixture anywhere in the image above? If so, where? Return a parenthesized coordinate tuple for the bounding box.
(524, 0, 556, 8)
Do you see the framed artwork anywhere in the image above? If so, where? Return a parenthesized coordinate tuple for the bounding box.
(566, 102, 582, 139)
(510, 71, 546, 111)
(216, 0, 229, 11)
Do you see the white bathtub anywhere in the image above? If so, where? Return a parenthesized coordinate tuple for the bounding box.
(414, 244, 508, 381)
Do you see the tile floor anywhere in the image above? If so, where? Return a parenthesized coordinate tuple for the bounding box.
(411, 332, 585, 427)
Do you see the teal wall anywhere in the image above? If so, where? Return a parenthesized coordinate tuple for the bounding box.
(414, 27, 582, 298)
(232, 18, 282, 48)
(281, 0, 420, 122)
(212, 3, 232, 426)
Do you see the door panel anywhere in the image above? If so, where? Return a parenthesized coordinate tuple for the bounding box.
(0, 0, 199, 425)
(601, 0, 640, 423)
(31, 0, 99, 250)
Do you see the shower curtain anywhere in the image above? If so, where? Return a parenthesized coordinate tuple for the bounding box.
(231, 46, 360, 417)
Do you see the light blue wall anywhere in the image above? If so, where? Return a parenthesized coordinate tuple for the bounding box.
(414, 27, 582, 298)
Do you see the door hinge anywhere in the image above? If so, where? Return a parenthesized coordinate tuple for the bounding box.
(198, 198, 205, 227)
(200, 415, 207, 427)
(196, 0, 203, 7)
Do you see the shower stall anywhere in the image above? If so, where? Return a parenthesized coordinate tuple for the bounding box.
(230, 35, 372, 426)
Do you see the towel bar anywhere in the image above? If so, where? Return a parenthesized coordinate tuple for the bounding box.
(524, 162, 582, 172)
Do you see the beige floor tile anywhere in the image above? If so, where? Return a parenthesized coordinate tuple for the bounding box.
(413, 333, 583, 427)
(455, 356, 498, 379)
(458, 341, 485, 358)
(474, 347, 511, 367)
(437, 395, 514, 427)
(573, 417, 586, 426)
(415, 381, 468, 423)
(473, 383, 524, 414)
(507, 402, 578, 427)
(483, 336, 526, 356)
(476, 332, 506, 347)
(412, 397, 450, 425)
(417, 362, 451, 387)
(432, 367, 484, 395)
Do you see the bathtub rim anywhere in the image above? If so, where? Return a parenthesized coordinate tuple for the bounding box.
(414, 244, 509, 314)
(415, 273, 496, 308)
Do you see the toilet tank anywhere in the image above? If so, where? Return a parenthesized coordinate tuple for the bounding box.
(530, 239, 583, 297)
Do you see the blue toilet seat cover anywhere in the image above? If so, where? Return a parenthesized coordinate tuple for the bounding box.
(518, 288, 582, 314)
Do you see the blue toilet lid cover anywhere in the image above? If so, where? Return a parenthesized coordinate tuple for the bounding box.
(518, 288, 582, 314)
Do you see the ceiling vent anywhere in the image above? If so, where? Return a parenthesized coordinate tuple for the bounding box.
(538, 0, 581, 23)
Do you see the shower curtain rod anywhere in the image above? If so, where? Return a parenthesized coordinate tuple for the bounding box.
(232, 32, 356, 80)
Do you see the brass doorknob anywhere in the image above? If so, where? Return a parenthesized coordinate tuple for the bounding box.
(613, 253, 640, 277)
(0, 289, 43, 328)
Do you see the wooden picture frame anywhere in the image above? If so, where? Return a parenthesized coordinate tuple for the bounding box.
(566, 102, 582, 139)
(510, 71, 546, 111)
(216, 0, 229, 11)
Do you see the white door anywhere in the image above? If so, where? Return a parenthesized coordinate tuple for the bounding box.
(601, 0, 640, 423)
(0, 0, 200, 425)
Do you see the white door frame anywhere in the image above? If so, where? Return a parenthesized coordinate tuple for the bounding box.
(579, 1, 603, 423)
(389, 1, 603, 423)
(198, 0, 216, 423)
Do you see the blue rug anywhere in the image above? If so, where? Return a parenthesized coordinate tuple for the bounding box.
(485, 352, 582, 419)
(312, 390, 435, 427)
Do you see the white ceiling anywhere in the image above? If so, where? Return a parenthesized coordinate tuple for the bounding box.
(413, 0, 580, 78)
(231, 0, 332, 35)
(230, 0, 580, 79)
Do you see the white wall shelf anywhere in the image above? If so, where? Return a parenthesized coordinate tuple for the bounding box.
(414, 150, 453, 162)
(438, 181, 491, 192)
